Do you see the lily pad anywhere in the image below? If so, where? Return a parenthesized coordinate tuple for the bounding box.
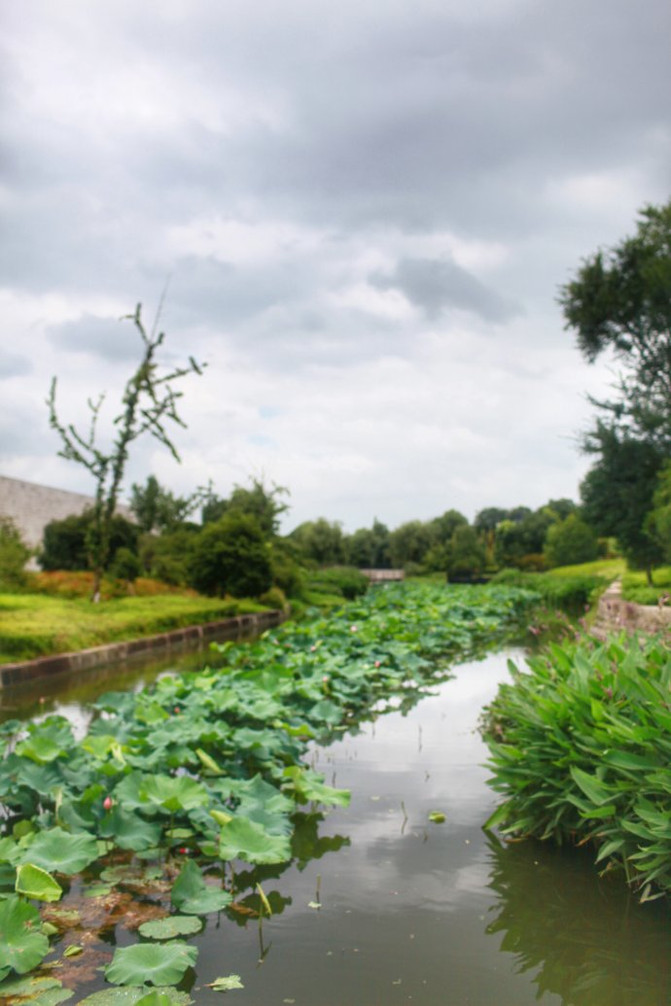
(0, 975, 64, 998)
(0, 896, 50, 975)
(207, 974, 244, 991)
(18, 828, 99, 875)
(105, 942, 198, 987)
(218, 817, 291, 865)
(171, 861, 232, 916)
(138, 916, 202, 940)
(78, 990, 192, 1005)
(15, 863, 63, 902)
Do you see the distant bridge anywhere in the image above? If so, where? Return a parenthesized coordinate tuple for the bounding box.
(360, 569, 405, 583)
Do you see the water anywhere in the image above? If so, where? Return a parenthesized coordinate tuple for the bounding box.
(4, 648, 671, 1003)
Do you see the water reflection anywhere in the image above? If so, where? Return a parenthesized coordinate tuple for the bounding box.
(484, 832, 671, 1005)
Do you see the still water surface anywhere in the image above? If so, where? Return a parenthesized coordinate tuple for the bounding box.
(3, 647, 670, 1004)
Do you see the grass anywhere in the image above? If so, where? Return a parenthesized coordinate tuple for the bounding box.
(0, 592, 269, 664)
(621, 565, 671, 605)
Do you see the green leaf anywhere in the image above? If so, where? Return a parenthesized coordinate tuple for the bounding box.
(282, 767, 350, 807)
(0, 975, 64, 999)
(207, 975, 244, 992)
(0, 895, 50, 975)
(569, 766, 614, 807)
(104, 942, 198, 987)
(78, 990, 193, 1005)
(15, 863, 63, 902)
(138, 915, 203, 940)
(218, 817, 292, 865)
(98, 808, 162, 851)
(428, 811, 446, 823)
(171, 860, 232, 915)
(18, 828, 99, 875)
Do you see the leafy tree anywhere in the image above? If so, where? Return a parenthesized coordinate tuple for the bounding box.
(289, 518, 346, 566)
(189, 512, 273, 598)
(40, 510, 139, 573)
(446, 525, 486, 582)
(130, 475, 203, 533)
(474, 507, 508, 533)
(494, 507, 559, 568)
(647, 461, 671, 563)
(346, 519, 391, 569)
(0, 517, 31, 590)
(202, 479, 289, 537)
(388, 520, 434, 570)
(580, 424, 664, 583)
(543, 514, 599, 568)
(559, 200, 671, 443)
(139, 526, 199, 586)
(48, 303, 204, 599)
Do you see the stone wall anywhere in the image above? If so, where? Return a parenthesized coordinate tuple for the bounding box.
(0, 474, 132, 552)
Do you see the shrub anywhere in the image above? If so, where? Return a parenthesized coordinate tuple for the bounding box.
(40, 510, 139, 572)
(482, 634, 671, 899)
(0, 517, 30, 590)
(544, 514, 599, 568)
(305, 566, 369, 600)
(189, 512, 273, 598)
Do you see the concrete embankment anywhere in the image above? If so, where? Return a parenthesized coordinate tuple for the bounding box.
(592, 580, 671, 640)
(0, 609, 285, 689)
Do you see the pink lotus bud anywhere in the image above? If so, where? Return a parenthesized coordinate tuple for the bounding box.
(350, 625, 358, 633)
(103, 796, 113, 811)
(374, 660, 381, 668)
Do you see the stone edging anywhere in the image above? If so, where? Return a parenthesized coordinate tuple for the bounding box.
(592, 581, 671, 640)
(0, 609, 286, 689)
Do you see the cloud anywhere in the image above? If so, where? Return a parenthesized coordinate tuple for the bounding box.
(47, 313, 143, 362)
(370, 257, 521, 323)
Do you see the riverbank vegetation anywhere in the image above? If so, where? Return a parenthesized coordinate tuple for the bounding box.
(482, 633, 671, 902)
(0, 581, 534, 1000)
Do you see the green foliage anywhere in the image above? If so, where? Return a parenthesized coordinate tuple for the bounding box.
(110, 547, 142, 582)
(202, 478, 289, 537)
(289, 518, 346, 566)
(559, 200, 671, 441)
(345, 519, 391, 569)
(105, 942, 198, 987)
(388, 520, 434, 569)
(130, 476, 203, 534)
(0, 581, 535, 994)
(40, 510, 139, 574)
(189, 512, 273, 598)
(543, 514, 599, 568)
(446, 524, 486, 581)
(304, 566, 369, 600)
(0, 518, 30, 591)
(490, 569, 604, 611)
(482, 634, 671, 899)
(47, 303, 204, 599)
(581, 424, 665, 579)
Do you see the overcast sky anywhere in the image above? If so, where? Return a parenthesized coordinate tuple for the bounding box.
(2, 0, 670, 532)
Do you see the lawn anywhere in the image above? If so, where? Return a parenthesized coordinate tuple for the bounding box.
(0, 592, 268, 664)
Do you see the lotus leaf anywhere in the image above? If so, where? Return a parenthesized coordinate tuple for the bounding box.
(0, 896, 50, 975)
(138, 915, 202, 940)
(98, 807, 163, 851)
(15, 863, 63, 902)
(207, 974, 244, 991)
(171, 860, 232, 915)
(282, 767, 351, 807)
(78, 989, 192, 1005)
(17, 828, 99, 875)
(104, 942, 198, 987)
(218, 816, 292, 865)
(0, 975, 63, 998)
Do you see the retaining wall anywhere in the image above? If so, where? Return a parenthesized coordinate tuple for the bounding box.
(0, 609, 285, 689)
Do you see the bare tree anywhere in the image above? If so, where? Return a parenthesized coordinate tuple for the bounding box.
(47, 303, 205, 600)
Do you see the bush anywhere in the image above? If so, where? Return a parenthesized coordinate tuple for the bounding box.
(544, 514, 599, 568)
(189, 512, 273, 598)
(482, 634, 671, 899)
(40, 510, 139, 572)
(0, 518, 30, 590)
(304, 566, 369, 600)
(110, 547, 142, 582)
(490, 569, 604, 611)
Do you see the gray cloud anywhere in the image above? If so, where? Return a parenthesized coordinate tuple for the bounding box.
(47, 314, 142, 362)
(0, 349, 32, 379)
(370, 258, 521, 323)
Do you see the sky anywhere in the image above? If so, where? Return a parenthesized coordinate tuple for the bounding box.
(1, 0, 670, 533)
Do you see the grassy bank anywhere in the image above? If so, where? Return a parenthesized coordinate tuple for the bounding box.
(482, 633, 671, 901)
(0, 593, 269, 664)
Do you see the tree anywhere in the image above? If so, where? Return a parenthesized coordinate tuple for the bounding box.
(559, 200, 671, 443)
(388, 520, 434, 570)
(0, 517, 31, 590)
(130, 475, 204, 533)
(580, 424, 664, 583)
(289, 518, 346, 566)
(543, 513, 599, 568)
(47, 304, 204, 600)
(189, 512, 272, 597)
(202, 479, 289, 537)
(346, 519, 391, 569)
(446, 525, 486, 582)
(40, 510, 139, 573)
